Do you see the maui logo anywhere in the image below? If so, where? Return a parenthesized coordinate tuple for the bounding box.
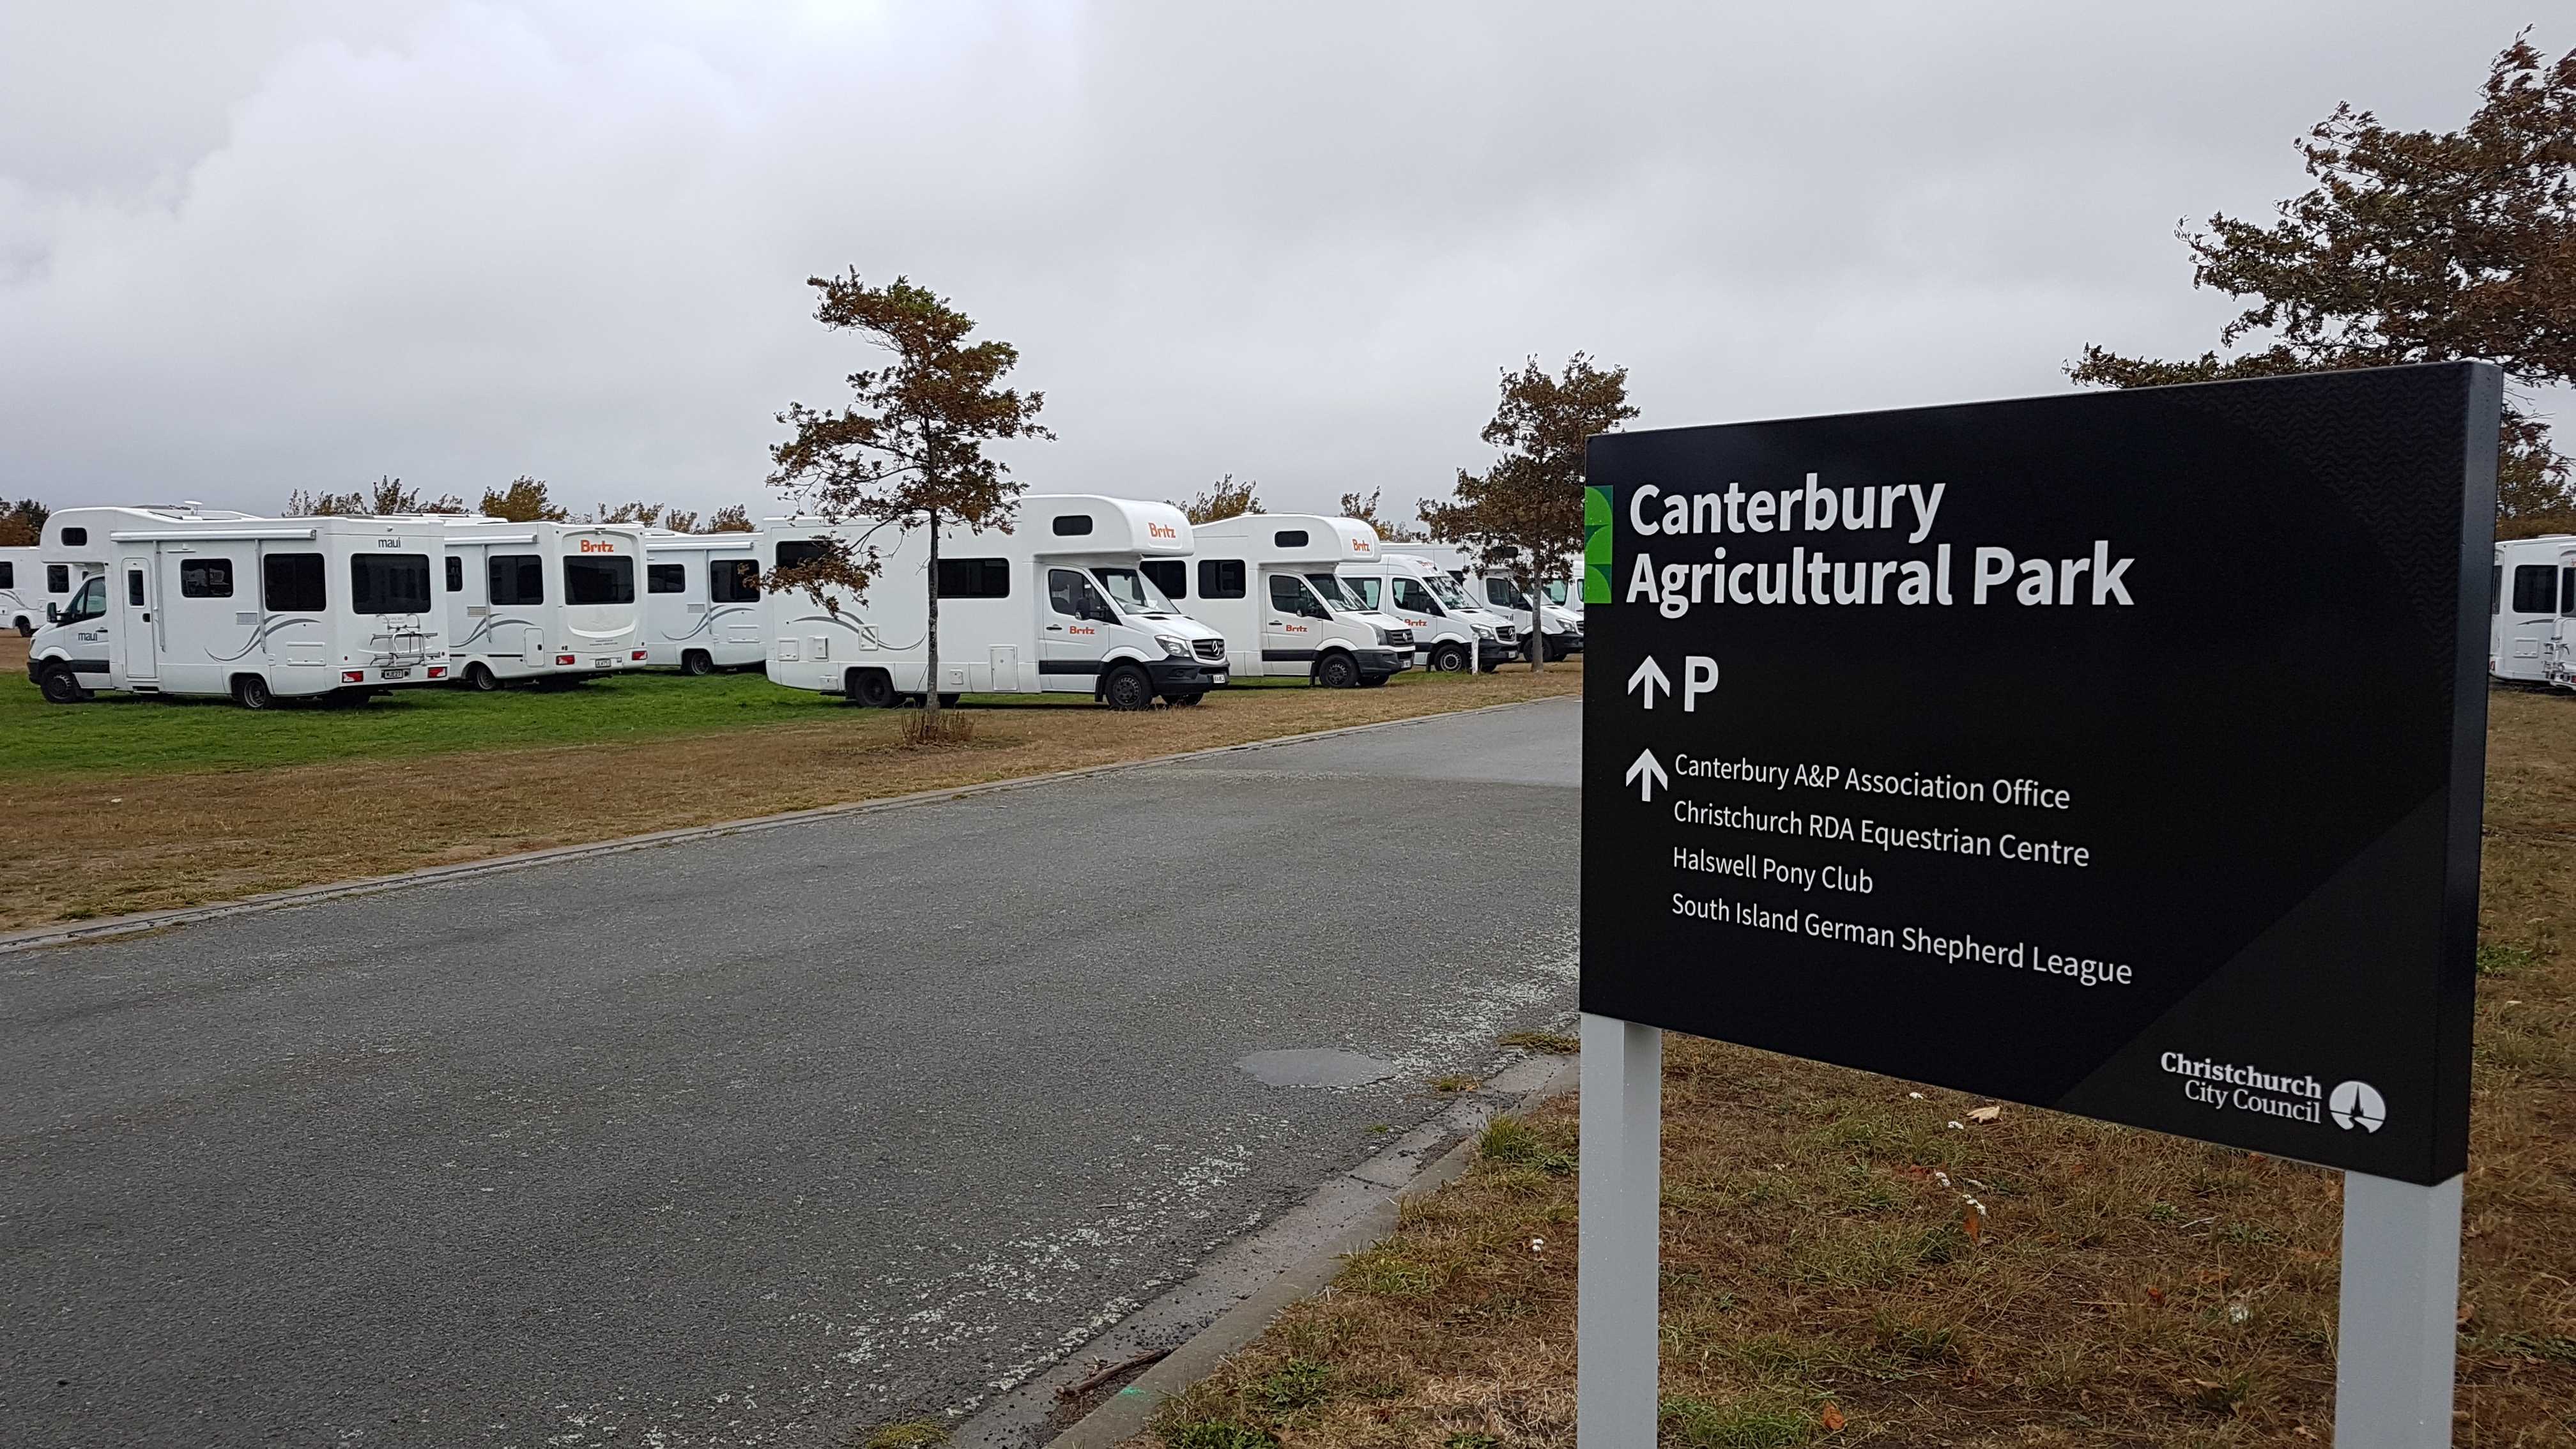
(1148, 522, 1177, 539)
(578, 539, 619, 553)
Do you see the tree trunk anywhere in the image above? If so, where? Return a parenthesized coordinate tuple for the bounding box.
(1524, 563, 1546, 673)
(924, 512, 942, 726)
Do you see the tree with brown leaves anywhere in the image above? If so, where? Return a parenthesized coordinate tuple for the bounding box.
(2072, 34, 2576, 537)
(1170, 474, 1262, 524)
(1423, 354, 1637, 671)
(767, 271, 1051, 731)
(480, 477, 570, 523)
(1338, 488, 1427, 542)
(286, 476, 464, 517)
(705, 503, 753, 533)
(0, 499, 49, 547)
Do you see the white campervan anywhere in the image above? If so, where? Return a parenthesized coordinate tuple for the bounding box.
(1182, 514, 1414, 687)
(26, 505, 452, 707)
(1338, 550, 1517, 673)
(2492, 534, 2575, 684)
(759, 494, 1229, 709)
(1381, 542, 1584, 661)
(435, 518, 651, 689)
(1, 546, 44, 634)
(642, 531, 765, 673)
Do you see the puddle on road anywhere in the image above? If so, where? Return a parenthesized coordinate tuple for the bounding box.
(1234, 1048, 1396, 1088)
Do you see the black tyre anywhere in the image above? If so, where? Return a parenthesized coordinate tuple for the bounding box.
(1429, 642, 1469, 673)
(231, 674, 275, 710)
(1359, 673, 1390, 687)
(1102, 664, 1154, 711)
(847, 670, 896, 709)
(680, 650, 714, 677)
(12, 616, 31, 637)
(1314, 652, 1360, 689)
(38, 664, 88, 704)
(1171, 693, 1204, 707)
(464, 663, 502, 692)
(939, 693, 962, 709)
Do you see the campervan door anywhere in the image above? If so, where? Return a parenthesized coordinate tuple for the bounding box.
(2492, 535, 2575, 682)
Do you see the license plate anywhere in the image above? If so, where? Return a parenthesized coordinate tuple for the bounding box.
(381, 667, 411, 680)
(1209, 673, 1227, 685)
(594, 657, 613, 670)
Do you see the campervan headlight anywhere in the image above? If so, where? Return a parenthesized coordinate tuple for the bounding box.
(1371, 625, 1393, 647)
(1154, 634, 1193, 659)
(1471, 623, 1498, 641)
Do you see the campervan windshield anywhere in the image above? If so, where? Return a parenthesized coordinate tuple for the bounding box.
(1425, 574, 1470, 611)
(1092, 566, 1180, 618)
(1303, 572, 1365, 613)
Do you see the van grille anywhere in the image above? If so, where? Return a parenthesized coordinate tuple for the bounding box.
(1193, 638, 1226, 663)
(1494, 625, 1517, 643)
(1386, 629, 1413, 648)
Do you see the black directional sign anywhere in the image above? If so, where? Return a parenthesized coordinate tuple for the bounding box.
(1580, 363, 2496, 1184)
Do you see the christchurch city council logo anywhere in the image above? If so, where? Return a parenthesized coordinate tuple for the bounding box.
(2328, 1080, 2386, 1133)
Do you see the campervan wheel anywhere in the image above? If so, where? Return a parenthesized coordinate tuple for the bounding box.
(1429, 642, 1469, 672)
(1314, 653, 1360, 689)
(231, 675, 275, 710)
(38, 666, 88, 704)
(1101, 665, 1154, 711)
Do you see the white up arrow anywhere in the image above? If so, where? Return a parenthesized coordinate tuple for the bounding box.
(1626, 655, 1671, 709)
(1625, 747, 1669, 803)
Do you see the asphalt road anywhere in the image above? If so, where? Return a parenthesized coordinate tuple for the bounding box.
(2, 698, 1581, 1448)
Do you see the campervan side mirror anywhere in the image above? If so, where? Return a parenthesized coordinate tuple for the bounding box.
(1085, 599, 1118, 625)
(46, 603, 57, 622)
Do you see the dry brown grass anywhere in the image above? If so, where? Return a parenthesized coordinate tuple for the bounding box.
(0, 663, 1581, 933)
(1149, 686, 2576, 1449)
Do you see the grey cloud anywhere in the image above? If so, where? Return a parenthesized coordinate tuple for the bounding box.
(0, 1, 2561, 521)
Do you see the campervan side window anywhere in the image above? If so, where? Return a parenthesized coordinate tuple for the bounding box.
(1051, 515, 1094, 537)
(2493, 565, 2503, 614)
(1199, 558, 1246, 598)
(351, 553, 432, 614)
(1141, 559, 1186, 599)
(564, 555, 635, 605)
(63, 576, 106, 624)
(1273, 529, 1309, 548)
(1269, 574, 1325, 618)
(1393, 578, 1441, 614)
(446, 556, 463, 592)
(47, 564, 68, 594)
(936, 557, 1009, 598)
(2563, 566, 2575, 617)
(1346, 577, 1381, 609)
(61, 527, 87, 546)
(776, 539, 829, 571)
(180, 558, 234, 598)
(264, 553, 325, 611)
(0, 562, 10, 587)
(648, 564, 686, 594)
(710, 558, 760, 602)
(1048, 567, 1114, 621)
(127, 570, 144, 606)
(2512, 564, 2556, 614)
(490, 555, 544, 606)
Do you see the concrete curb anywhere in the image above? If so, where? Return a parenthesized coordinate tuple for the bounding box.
(0, 696, 1561, 957)
(1039, 1050, 1581, 1449)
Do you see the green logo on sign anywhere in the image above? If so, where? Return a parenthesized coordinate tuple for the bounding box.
(1583, 486, 1613, 603)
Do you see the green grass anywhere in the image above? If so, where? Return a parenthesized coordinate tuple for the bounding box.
(0, 668, 842, 777)
(0, 663, 1508, 779)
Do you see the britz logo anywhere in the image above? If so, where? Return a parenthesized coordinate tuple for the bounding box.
(578, 539, 619, 553)
(1350, 537, 1372, 553)
(1148, 522, 1177, 539)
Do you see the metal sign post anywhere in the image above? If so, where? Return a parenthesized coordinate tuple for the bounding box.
(1576, 1013, 1660, 1449)
(1575, 364, 2497, 1447)
(2335, 1172, 2465, 1446)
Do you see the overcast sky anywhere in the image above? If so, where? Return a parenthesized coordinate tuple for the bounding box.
(1, 2, 2564, 523)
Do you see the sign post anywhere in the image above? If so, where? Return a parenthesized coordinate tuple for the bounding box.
(1577, 363, 2497, 1446)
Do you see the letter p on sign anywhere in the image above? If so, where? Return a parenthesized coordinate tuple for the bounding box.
(1685, 656, 1719, 712)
